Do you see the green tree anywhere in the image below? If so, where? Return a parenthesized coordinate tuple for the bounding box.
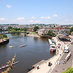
(33, 26, 39, 32)
(8, 26, 13, 30)
(24, 28, 28, 31)
(47, 30, 56, 37)
(70, 27, 73, 33)
(0, 34, 8, 39)
(62, 67, 73, 73)
(3, 34, 7, 38)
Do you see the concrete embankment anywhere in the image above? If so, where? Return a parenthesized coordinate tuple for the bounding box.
(28, 37, 65, 73)
(0, 38, 9, 45)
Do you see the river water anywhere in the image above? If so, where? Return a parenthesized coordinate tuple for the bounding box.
(0, 34, 55, 73)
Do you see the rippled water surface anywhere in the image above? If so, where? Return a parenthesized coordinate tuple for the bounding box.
(0, 34, 55, 73)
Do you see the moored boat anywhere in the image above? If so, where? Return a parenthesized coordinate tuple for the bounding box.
(48, 39, 56, 52)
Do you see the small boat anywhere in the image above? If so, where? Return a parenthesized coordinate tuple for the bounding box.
(9, 46, 14, 48)
(20, 44, 26, 47)
(0, 61, 19, 70)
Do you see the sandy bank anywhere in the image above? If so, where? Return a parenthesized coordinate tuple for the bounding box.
(27, 33, 40, 38)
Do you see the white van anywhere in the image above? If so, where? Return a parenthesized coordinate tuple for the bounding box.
(64, 45, 69, 53)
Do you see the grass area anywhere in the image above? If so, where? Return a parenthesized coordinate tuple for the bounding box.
(30, 32, 37, 34)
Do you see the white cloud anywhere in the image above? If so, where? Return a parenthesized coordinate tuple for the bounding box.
(0, 18, 8, 21)
(40, 16, 51, 20)
(40, 16, 45, 19)
(30, 19, 34, 22)
(16, 17, 25, 21)
(53, 14, 58, 17)
(29, 19, 40, 23)
(31, 17, 36, 19)
(46, 16, 51, 19)
(6, 5, 12, 8)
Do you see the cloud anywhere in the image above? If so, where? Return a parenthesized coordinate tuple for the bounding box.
(6, 5, 12, 8)
(46, 16, 51, 19)
(53, 14, 58, 17)
(16, 17, 25, 21)
(40, 16, 45, 19)
(0, 18, 8, 21)
(29, 19, 40, 23)
(40, 16, 51, 20)
(31, 17, 36, 19)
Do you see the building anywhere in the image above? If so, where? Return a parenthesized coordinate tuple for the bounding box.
(37, 29, 49, 35)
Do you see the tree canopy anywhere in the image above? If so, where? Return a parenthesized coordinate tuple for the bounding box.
(70, 27, 73, 33)
(33, 26, 39, 32)
(24, 28, 28, 31)
(47, 30, 56, 37)
(8, 26, 13, 30)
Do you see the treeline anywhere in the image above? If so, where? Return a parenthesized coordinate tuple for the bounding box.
(8, 26, 28, 33)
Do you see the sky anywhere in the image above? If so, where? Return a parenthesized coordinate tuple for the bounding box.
(0, 0, 73, 24)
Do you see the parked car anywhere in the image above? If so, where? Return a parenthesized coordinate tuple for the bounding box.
(64, 45, 69, 53)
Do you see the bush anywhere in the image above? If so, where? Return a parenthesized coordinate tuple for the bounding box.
(0, 34, 8, 39)
(3, 34, 7, 38)
(62, 67, 73, 73)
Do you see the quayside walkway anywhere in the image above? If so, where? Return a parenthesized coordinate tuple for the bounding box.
(28, 54, 62, 73)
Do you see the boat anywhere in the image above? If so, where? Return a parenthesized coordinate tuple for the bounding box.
(48, 39, 56, 52)
(0, 61, 19, 70)
(9, 46, 14, 48)
(20, 44, 26, 47)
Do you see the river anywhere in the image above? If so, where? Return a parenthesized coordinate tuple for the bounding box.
(0, 34, 55, 73)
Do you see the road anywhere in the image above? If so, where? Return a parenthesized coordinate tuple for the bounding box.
(51, 44, 73, 73)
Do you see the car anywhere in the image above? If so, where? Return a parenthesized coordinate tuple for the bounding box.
(64, 45, 69, 53)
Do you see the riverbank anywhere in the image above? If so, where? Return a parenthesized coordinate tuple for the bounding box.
(27, 37, 67, 73)
(27, 33, 40, 38)
(0, 38, 9, 45)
